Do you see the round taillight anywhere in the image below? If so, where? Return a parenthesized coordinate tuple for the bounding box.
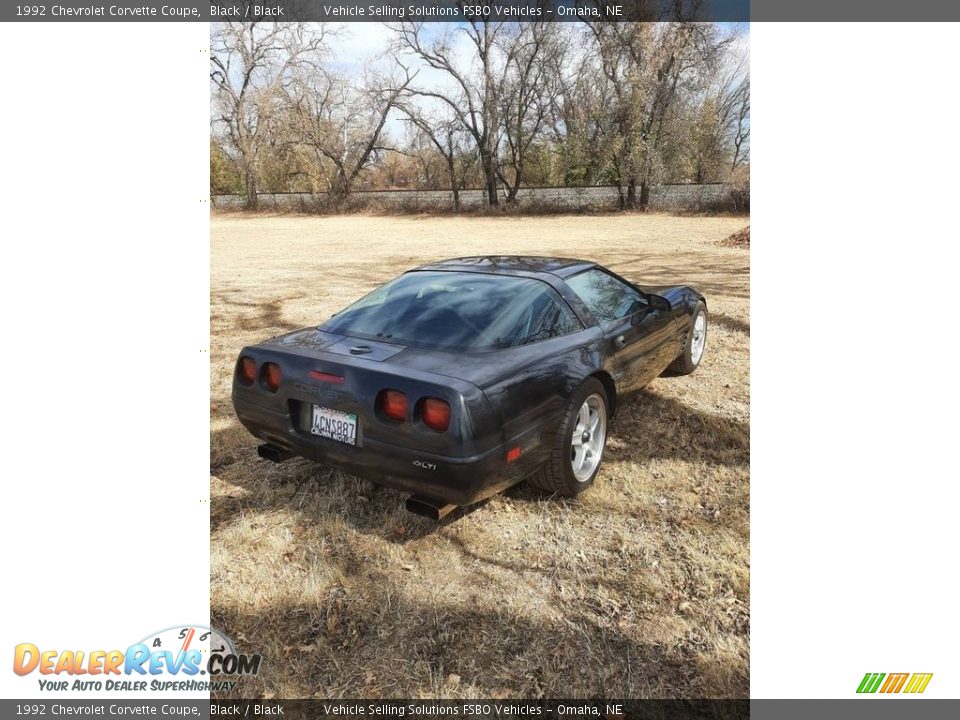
(378, 389, 408, 422)
(261, 362, 281, 392)
(422, 398, 451, 432)
(239, 356, 256, 385)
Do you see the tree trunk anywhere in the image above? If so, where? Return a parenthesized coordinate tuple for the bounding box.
(506, 165, 521, 203)
(626, 178, 637, 209)
(481, 151, 498, 206)
(244, 167, 258, 210)
(639, 180, 650, 210)
(329, 167, 350, 206)
(446, 159, 460, 211)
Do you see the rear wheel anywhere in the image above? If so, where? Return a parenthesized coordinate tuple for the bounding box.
(665, 302, 707, 376)
(528, 378, 608, 496)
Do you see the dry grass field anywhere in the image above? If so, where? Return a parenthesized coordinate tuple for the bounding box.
(211, 213, 750, 699)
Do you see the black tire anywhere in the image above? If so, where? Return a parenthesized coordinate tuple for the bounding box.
(528, 377, 608, 497)
(665, 302, 707, 376)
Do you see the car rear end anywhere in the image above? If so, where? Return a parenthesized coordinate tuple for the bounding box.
(231, 330, 539, 507)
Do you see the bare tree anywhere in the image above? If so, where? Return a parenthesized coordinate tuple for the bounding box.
(397, 102, 475, 210)
(549, 43, 614, 186)
(497, 20, 564, 203)
(393, 19, 508, 206)
(584, 22, 724, 208)
(285, 65, 415, 201)
(210, 21, 330, 208)
(210, 18, 749, 207)
(406, 128, 446, 190)
(679, 39, 750, 182)
(724, 73, 750, 171)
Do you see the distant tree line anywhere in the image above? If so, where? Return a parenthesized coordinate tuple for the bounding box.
(210, 19, 749, 210)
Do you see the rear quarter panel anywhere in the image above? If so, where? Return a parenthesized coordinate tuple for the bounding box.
(480, 328, 607, 447)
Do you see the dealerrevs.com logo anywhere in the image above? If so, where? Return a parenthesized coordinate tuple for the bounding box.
(856, 672, 933, 694)
(13, 625, 261, 693)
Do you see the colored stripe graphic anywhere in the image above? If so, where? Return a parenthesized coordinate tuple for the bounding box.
(856, 673, 885, 693)
(858, 672, 932, 694)
(880, 673, 909, 693)
(903, 673, 933, 694)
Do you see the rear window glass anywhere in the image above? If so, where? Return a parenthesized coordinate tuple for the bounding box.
(321, 271, 582, 351)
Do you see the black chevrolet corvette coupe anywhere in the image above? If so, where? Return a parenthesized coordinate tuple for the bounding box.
(232, 257, 707, 518)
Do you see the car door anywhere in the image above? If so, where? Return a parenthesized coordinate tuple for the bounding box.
(566, 269, 677, 394)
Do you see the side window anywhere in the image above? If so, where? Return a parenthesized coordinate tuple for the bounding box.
(566, 269, 645, 323)
(509, 289, 583, 347)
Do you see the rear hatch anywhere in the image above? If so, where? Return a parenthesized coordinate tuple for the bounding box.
(236, 329, 492, 457)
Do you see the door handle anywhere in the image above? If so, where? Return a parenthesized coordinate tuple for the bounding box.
(614, 335, 626, 349)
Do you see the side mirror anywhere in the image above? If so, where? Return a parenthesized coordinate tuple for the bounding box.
(630, 295, 671, 325)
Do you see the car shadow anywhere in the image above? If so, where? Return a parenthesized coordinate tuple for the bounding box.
(211, 560, 748, 699)
(710, 312, 750, 336)
(209, 394, 749, 699)
(209, 434, 475, 541)
(606, 389, 749, 469)
(210, 388, 747, 541)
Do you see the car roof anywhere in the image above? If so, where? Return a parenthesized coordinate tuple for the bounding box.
(414, 256, 597, 279)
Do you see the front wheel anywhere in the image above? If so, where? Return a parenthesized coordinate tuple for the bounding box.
(528, 378, 608, 497)
(665, 302, 707, 376)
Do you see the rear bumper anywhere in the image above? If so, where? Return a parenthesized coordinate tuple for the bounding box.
(233, 395, 548, 506)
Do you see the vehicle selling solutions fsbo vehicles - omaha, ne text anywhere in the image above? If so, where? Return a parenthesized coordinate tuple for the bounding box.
(232, 257, 708, 519)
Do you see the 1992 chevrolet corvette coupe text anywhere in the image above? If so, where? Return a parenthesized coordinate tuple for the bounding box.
(232, 257, 707, 519)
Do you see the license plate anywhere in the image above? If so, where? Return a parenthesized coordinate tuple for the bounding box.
(310, 405, 358, 446)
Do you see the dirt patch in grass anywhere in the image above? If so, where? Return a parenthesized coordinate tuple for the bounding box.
(211, 213, 750, 699)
